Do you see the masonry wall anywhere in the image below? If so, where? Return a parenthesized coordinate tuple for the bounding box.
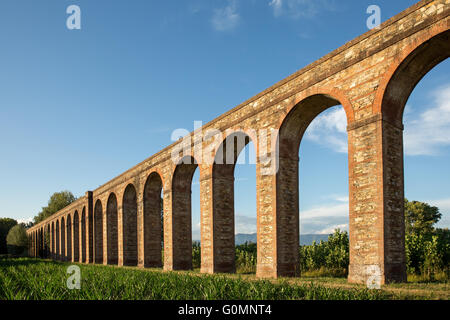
(28, 0, 450, 285)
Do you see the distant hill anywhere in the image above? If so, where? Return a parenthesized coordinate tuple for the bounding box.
(235, 233, 330, 246)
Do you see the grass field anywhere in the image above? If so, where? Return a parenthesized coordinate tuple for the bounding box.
(0, 258, 448, 300)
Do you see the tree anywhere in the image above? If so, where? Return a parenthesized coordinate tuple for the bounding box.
(34, 191, 76, 224)
(405, 199, 441, 237)
(0, 218, 18, 254)
(6, 224, 28, 255)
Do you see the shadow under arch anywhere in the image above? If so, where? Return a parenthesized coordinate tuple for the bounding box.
(55, 220, 60, 260)
(143, 171, 164, 268)
(106, 193, 118, 265)
(60, 217, 66, 261)
(73, 211, 79, 262)
(377, 29, 450, 124)
(276, 92, 351, 277)
(123, 184, 138, 266)
(81, 207, 86, 262)
(94, 200, 103, 264)
(211, 130, 256, 274)
(170, 155, 198, 270)
(51, 222, 55, 259)
(66, 214, 72, 262)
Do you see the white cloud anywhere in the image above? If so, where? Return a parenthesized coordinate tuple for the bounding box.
(404, 85, 450, 156)
(212, 1, 240, 31)
(269, 0, 335, 19)
(315, 223, 348, 235)
(301, 202, 348, 221)
(269, 0, 283, 17)
(304, 106, 348, 153)
(235, 214, 257, 234)
(17, 217, 33, 224)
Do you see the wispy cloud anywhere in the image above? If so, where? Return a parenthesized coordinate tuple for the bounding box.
(17, 217, 33, 224)
(404, 85, 450, 156)
(212, 0, 240, 31)
(304, 106, 348, 153)
(315, 223, 348, 235)
(269, 0, 336, 19)
(300, 195, 349, 234)
(235, 214, 257, 234)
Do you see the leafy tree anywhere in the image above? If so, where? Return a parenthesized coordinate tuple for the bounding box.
(34, 191, 76, 224)
(6, 224, 28, 255)
(405, 199, 441, 237)
(0, 218, 18, 254)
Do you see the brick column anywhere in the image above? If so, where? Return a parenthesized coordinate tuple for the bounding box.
(200, 165, 236, 274)
(263, 154, 299, 278)
(163, 188, 173, 270)
(102, 207, 108, 265)
(118, 200, 124, 266)
(199, 167, 214, 273)
(347, 115, 407, 284)
(137, 189, 144, 267)
(71, 218, 76, 263)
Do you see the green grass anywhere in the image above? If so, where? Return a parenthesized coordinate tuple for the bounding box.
(0, 257, 398, 300)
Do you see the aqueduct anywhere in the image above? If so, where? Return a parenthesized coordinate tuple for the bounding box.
(27, 0, 450, 284)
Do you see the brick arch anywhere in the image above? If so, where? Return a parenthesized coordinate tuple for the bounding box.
(94, 199, 103, 264)
(170, 156, 199, 270)
(106, 192, 118, 265)
(374, 27, 450, 124)
(210, 131, 257, 273)
(73, 211, 80, 262)
(122, 184, 138, 266)
(275, 90, 351, 277)
(143, 171, 164, 268)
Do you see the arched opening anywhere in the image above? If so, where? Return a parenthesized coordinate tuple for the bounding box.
(212, 132, 256, 274)
(171, 156, 198, 270)
(51, 222, 55, 259)
(66, 215, 72, 262)
(60, 217, 66, 261)
(143, 172, 164, 268)
(81, 207, 86, 263)
(73, 211, 79, 262)
(55, 221, 60, 260)
(299, 105, 349, 277)
(380, 30, 450, 281)
(123, 184, 138, 266)
(46, 224, 51, 258)
(94, 200, 103, 264)
(106, 193, 118, 265)
(277, 94, 350, 277)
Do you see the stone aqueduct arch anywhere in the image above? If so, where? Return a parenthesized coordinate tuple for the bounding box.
(27, 0, 449, 284)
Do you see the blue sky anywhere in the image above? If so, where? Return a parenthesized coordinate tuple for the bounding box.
(0, 0, 448, 238)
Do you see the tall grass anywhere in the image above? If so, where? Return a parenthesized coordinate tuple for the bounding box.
(0, 258, 393, 300)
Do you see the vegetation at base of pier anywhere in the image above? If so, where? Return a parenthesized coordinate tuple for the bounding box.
(221, 200, 450, 281)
